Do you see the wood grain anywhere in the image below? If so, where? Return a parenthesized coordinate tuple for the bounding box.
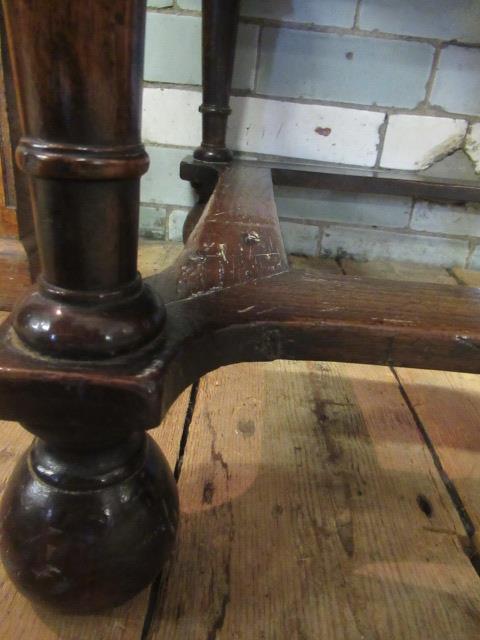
(451, 267, 480, 288)
(149, 361, 480, 639)
(139, 240, 184, 279)
(369, 248, 480, 552)
(395, 367, 480, 549)
(0, 238, 30, 310)
(342, 259, 457, 285)
(0, 387, 190, 639)
(344, 260, 480, 550)
(289, 254, 340, 274)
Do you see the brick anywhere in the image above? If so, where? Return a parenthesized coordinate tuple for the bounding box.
(168, 209, 189, 241)
(421, 149, 479, 181)
(148, 0, 173, 7)
(381, 114, 468, 171)
(359, 0, 480, 43)
(322, 226, 468, 267)
(139, 205, 166, 240)
(465, 123, 480, 173)
(256, 28, 434, 108)
(178, 0, 356, 25)
(144, 13, 258, 90)
(142, 88, 201, 147)
(228, 96, 384, 166)
(177, 0, 200, 9)
(467, 244, 480, 270)
(143, 88, 385, 166)
(431, 46, 480, 117)
(275, 186, 411, 228)
(241, 0, 356, 27)
(280, 221, 319, 256)
(411, 201, 480, 237)
(141, 146, 196, 207)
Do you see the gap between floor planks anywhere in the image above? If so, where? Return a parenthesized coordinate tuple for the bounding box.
(1, 247, 480, 638)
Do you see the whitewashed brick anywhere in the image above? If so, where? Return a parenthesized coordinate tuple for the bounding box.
(229, 97, 384, 166)
(280, 221, 319, 256)
(143, 88, 385, 166)
(468, 244, 480, 270)
(143, 88, 201, 147)
(145, 14, 258, 90)
(322, 226, 468, 267)
(148, 0, 173, 7)
(360, 0, 480, 43)
(142, 146, 195, 207)
(178, 0, 356, 26)
(139, 205, 166, 240)
(465, 123, 480, 174)
(431, 46, 480, 117)
(257, 28, 433, 108)
(241, 0, 356, 27)
(421, 149, 478, 181)
(411, 201, 480, 237)
(381, 114, 468, 171)
(168, 209, 188, 241)
(275, 186, 411, 228)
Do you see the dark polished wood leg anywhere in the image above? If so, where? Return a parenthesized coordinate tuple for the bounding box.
(193, 0, 240, 163)
(5, 0, 165, 360)
(0, 0, 178, 612)
(1, 432, 178, 612)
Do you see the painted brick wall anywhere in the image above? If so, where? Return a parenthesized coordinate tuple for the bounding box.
(140, 0, 480, 269)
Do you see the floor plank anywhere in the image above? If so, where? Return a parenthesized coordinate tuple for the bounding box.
(0, 238, 31, 311)
(342, 260, 480, 554)
(289, 254, 340, 274)
(451, 267, 480, 288)
(0, 354, 190, 639)
(149, 361, 480, 639)
(341, 259, 457, 285)
(138, 240, 183, 278)
(394, 368, 480, 550)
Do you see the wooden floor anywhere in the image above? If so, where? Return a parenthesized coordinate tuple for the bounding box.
(2, 242, 480, 639)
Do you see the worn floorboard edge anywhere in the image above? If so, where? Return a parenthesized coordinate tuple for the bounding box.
(342, 259, 480, 585)
(141, 380, 200, 640)
(390, 367, 480, 571)
(173, 381, 200, 483)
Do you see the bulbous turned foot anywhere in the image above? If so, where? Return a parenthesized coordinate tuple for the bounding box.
(0, 433, 178, 613)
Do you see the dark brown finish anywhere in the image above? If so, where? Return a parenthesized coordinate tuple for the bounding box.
(193, 0, 240, 163)
(0, 0, 177, 612)
(1, 0, 480, 617)
(3, 0, 164, 359)
(1, 433, 178, 613)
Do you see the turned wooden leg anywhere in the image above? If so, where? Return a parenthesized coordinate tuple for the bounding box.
(0, 0, 178, 611)
(193, 0, 240, 163)
(1, 432, 178, 612)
